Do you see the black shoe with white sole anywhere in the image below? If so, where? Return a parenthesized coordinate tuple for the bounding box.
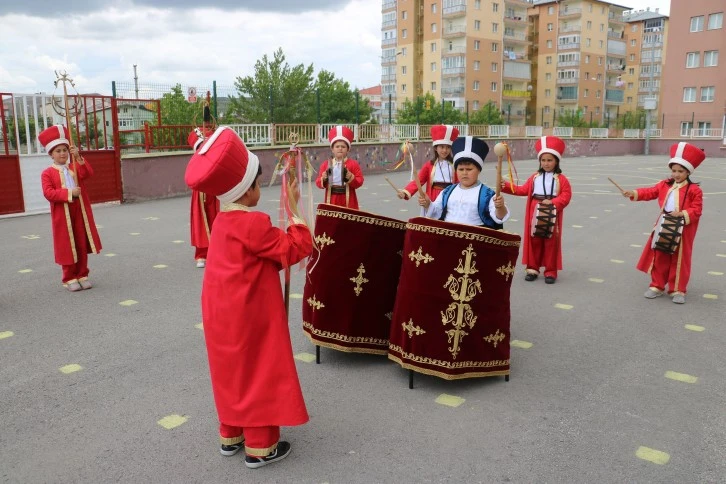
(245, 441, 292, 469)
(524, 273, 538, 282)
(220, 440, 244, 456)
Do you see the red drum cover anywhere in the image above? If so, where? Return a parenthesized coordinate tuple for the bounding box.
(388, 217, 521, 379)
(302, 204, 407, 354)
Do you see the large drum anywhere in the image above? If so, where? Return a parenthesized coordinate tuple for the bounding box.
(651, 213, 683, 254)
(388, 217, 521, 380)
(302, 204, 407, 354)
(531, 202, 557, 238)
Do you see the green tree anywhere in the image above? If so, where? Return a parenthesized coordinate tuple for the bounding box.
(468, 101, 505, 125)
(396, 93, 464, 124)
(6, 117, 37, 148)
(228, 48, 315, 123)
(159, 84, 201, 126)
(314, 70, 372, 123)
(619, 109, 647, 129)
(555, 109, 590, 128)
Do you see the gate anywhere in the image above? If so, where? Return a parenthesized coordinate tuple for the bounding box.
(0, 93, 25, 215)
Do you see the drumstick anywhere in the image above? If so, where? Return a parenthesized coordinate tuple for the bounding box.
(607, 177, 626, 194)
(384, 176, 400, 194)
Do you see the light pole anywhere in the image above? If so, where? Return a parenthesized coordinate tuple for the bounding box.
(644, 47, 656, 155)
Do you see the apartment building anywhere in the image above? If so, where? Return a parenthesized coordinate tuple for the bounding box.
(660, 0, 724, 137)
(621, 8, 668, 127)
(529, 0, 630, 127)
(381, 0, 533, 125)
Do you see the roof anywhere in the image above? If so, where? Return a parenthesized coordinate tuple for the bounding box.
(622, 9, 668, 22)
(359, 85, 382, 96)
(532, 0, 632, 11)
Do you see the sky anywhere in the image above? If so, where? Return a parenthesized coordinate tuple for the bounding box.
(0, 0, 670, 97)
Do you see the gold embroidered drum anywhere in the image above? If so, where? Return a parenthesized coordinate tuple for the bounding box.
(302, 204, 407, 354)
(531, 202, 557, 238)
(388, 217, 521, 380)
(651, 213, 683, 254)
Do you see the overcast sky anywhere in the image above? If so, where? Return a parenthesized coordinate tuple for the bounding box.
(0, 0, 670, 97)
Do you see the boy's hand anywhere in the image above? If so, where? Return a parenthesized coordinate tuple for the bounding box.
(345, 171, 354, 182)
(622, 190, 634, 198)
(493, 194, 504, 209)
(418, 195, 431, 209)
(71, 187, 81, 198)
(541, 199, 552, 205)
(396, 190, 408, 200)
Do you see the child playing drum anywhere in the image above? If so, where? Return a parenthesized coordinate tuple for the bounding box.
(622, 142, 705, 304)
(501, 136, 572, 284)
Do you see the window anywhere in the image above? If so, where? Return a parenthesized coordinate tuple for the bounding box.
(432, 23, 437, 33)
(402, 11, 407, 20)
(631, 25, 638, 32)
(431, 42, 437, 52)
(473, 101, 479, 110)
(585, 71, 590, 79)
(401, 47, 407, 56)
(491, 82, 498, 92)
(700, 86, 715, 102)
(473, 81, 480, 91)
(544, 106, 551, 114)
(704, 50, 719, 66)
(680, 122, 693, 136)
(431, 82, 437, 91)
(599, 40, 604, 48)
(690, 16, 704, 32)
(587, 20, 592, 30)
(402, 84, 407, 93)
(544, 122, 550, 128)
(596, 90, 601, 98)
(431, 3, 437, 13)
(686, 52, 700, 68)
(627, 96, 633, 103)
(584, 89, 589, 97)
(628, 68, 634, 75)
(548, 6, 554, 15)
(401, 66, 407, 74)
(431, 62, 437, 71)
(586, 38, 591, 47)
(546, 73, 552, 81)
(547, 23, 553, 31)
(627, 82, 634, 89)
(582, 106, 587, 114)
(585, 54, 590, 63)
(487, 41, 493, 51)
(492, 23, 498, 33)
(683, 87, 697, 102)
(595, 107, 600, 115)
(491, 62, 498, 72)
(547, 40, 552, 48)
(630, 39, 636, 46)
(629, 54, 635, 61)
(546, 56, 552, 64)
(545, 89, 551, 98)
(473, 61, 480, 70)
(402, 29, 407, 39)
(489, 2, 495, 12)
(597, 57, 603, 65)
(474, 20, 481, 31)
(708, 13, 723, 30)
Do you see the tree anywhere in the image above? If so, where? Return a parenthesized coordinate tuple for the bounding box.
(314, 70, 372, 123)
(160, 84, 202, 126)
(619, 109, 647, 129)
(396, 93, 464, 124)
(468, 101, 505, 125)
(555, 109, 590, 128)
(228, 48, 315, 123)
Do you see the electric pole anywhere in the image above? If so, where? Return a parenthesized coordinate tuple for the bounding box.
(133, 64, 139, 99)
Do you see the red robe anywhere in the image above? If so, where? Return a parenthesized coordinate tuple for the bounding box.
(402, 160, 458, 202)
(632, 180, 703, 294)
(201, 206, 312, 427)
(502, 173, 572, 273)
(315, 158, 364, 209)
(41, 161, 102, 265)
(190, 190, 220, 249)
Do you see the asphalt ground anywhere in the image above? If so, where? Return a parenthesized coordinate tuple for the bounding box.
(1, 154, 725, 484)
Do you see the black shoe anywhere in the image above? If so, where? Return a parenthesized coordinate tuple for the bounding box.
(220, 440, 244, 456)
(545, 276, 556, 284)
(524, 273, 538, 282)
(245, 441, 292, 469)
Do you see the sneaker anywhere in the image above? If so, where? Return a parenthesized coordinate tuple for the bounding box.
(66, 281, 82, 292)
(524, 273, 538, 282)
(220, 440, 244, 456)
(545, 276, 556, 284)
(196, 259, 206, 268)
(672, 294, 686, 304)
(244, 441, 292, 469)
(643, 288, 663, 299)
(79, 279, 93, 290)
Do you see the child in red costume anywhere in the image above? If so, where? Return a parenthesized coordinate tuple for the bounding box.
(187, 129, 219, 268)
(185, 127, 312, 468)
(39, 125, 102, 292)
(397, 125, 458, 210)
(622, 142, 705, 304)
(501, 136, 572, 284)
(315, 125, 364, 209)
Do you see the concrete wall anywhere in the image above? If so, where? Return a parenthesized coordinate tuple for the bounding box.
(120, 138, 725, 202)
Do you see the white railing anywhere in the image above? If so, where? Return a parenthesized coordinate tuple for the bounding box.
(643, 128, 662, 138)
(227, 124, 272, 146)
(553, 127, 574, 138)
(489, 125, 510, 138)
(526, 126, 543, 137)
(623, 129, 640, 138)
(690, 128, 722, 138)
(590, 128, 609, 138)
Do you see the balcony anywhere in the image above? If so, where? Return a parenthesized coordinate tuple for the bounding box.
(556, 96, 578, 103)
(382, 0, 396, 11)
(503, 31, 529, 44)
(607, 39, 626, 56)
(608, 13, 625, 25)
(503, 90, 532, 99)
(559, 25, 582, 33)
(557, 60, 580, 67)
(442, 46, 467, 57)
(559, 8, 582, 18)
(442, 86, 465, 96)
(607, 31, 624, 39)
(504, 0, 533, 6)
(381, 74, 397, 82)
(607, 63, 626, 73)
(605, 89, 624, 103)
(381, 38, 397, 47)
(556, 77, 579, 84)
(504, 50, 529, 61)
(503, 60, 532, 80)
(504, 15, 527, 25)
(382, 20, 396, 30)
(443, 25, 466, 38)
(381, 55, 398, 66)
(558, 42, 581, 50)
(443, 4, 466, 18)
(442, 67, 466, 78)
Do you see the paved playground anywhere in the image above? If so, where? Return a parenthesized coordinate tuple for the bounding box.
(1, 153, 725, 483)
